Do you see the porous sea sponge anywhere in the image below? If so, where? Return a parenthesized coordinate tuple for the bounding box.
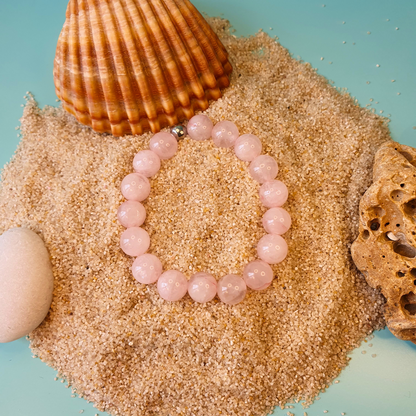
(352, 142, 416, 344)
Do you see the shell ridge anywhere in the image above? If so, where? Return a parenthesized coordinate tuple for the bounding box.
(78, 0, 106, 127)
(68, 0, 89, 119)
(95, 0, 132, 134)
(151, 0, 197, 109)
(53, 26, 65, 99)
(137, 0, 177, 119)
(181, 0, 228, 61)
(164, 0, 214, 92)
(87, 0, 126, 132)
(121, 0, 159, 128)
(161, 0, 207, 103)
(59, 20, 72, 113)
(174, 0, 228, 86)
(67, 0, 77, 18)
(106, 0, 143, 129)
(176, 0, 229, 94)
(126, 0, 174, 130)
(56, 2, 84, 125)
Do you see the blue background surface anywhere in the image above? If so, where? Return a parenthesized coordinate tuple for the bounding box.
(0, 1, 415, 415)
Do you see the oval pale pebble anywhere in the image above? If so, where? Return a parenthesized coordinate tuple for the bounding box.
(188, 272, 217, 303)
(117, 200, 146, 228)
(187, 115, 213, 141)
(243, 260, 274, 290)
(262, 207, 291, 235)
(234, 134, 262, 161)
(217, 274, 247, 305)
(249, 155, 278, 183)
(121, 173, 151, 202)
(149, 132, 178, 160)
(133, 150, 161, 177)
(257, 234, 288, 264)
(212, 120, 239, 148)
(259, 180, 288, 207)
(132, 254, 163, 284)
(0, 228, 54, 343)
(157, 270, 188, 301)
(120, 227, 150, 257)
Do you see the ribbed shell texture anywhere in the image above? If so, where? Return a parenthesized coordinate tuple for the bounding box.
(54, 0, 233, 136)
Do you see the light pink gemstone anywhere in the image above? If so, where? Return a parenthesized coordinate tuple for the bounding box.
(249, 155, 278, 183)
(243, 260, 274, 290)
(157, 270, 188, 301)
(262, 207, 291, 235)
(187, 115, 213, 141)
(117, 201, 146, 228)
(132, 253, 163, 284)
(217, 274, 247, 305)
(259, 180, 288, 208)
(188, 272, 217, 303)
(149, 132, 178, 160)
(234, 134, 262, 161)
(133, 150, 161, 177)
(257, 234, 288, 264)
(121, 173, 151, 202)
(212, 120, 239, 148)
(120, 227, 150, 257)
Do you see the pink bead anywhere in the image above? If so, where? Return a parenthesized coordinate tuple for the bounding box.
(262, 207, 291, 235)
(243, 260, 274, 290)
(257, 234, 288, 264)
(157, 270, 188, 301)
(132, 253, 163, 284)
(249, 155, 278, 183)
(217, 274, 247, 305)
(259, 180, 288, 208)
(121, 173, 151, 202)
(187, 115, 213, 141)
(212, 120, 239, 148)
(149, 132, 178, 160)
(133, 150, 161, 177)
(188, 272, 217, 303)
(120, 227, 150, 257)
(234, 134, 262, 161)
(117, 200, 146, 228)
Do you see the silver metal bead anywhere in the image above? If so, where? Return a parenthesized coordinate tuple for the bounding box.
(170, 125, 187, 140)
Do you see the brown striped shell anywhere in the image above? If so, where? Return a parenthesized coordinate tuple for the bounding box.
(53, 0, 233, 136)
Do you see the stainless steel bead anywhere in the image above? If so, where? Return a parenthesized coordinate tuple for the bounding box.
(170, 125, 187, 140)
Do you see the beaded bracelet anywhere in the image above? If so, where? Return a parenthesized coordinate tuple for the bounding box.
(118, 115, 290, 305)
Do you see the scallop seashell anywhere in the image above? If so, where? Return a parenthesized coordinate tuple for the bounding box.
(54, 0, 233, 136)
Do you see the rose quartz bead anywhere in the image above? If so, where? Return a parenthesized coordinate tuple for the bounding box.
(188, 272, 217, 303)
(212, 120, 239, 148)
(217, 274, 247, 305)
(249, 155, 278, 183)
(157, 270, 188, 301)
(149, 132, 178, 160)
(187, 115, 213, 141)
(117, 200, 146, 228)
(262, 207, 291, 235)
(259, 180, 288, 208)
(120, 227, 150, 257)
(234, 134, 262, 161)
(121, 173, 151, 202)
(132, 254, 163, 284)
(243, 260, 274, 290)
(257, 234, 288, 264)
(133, 150, 161, 177)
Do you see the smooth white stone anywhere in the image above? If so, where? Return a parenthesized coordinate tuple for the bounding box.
(0, 228, 54, 343)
